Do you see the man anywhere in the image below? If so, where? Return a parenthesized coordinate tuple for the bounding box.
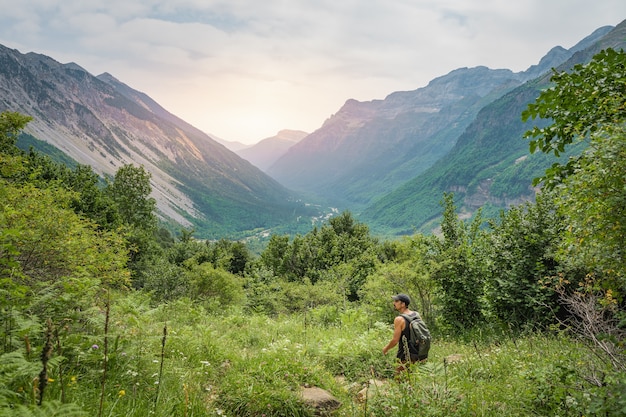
(382, 293, 424, 373)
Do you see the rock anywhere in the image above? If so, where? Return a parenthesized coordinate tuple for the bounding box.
(300, 386, 341, 415)
(356, 379, 387, 403)
(445, 354, 463, 364)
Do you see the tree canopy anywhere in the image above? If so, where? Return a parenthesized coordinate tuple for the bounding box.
(522, 48, 626, 188)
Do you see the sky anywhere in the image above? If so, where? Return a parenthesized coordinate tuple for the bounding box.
(1, 1, 624, 145)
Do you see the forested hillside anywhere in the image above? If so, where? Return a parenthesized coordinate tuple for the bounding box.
(362, 20, 626, 235)
(1, 47, 625, 416)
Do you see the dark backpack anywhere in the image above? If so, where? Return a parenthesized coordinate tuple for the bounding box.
(401, 312, 431, 359)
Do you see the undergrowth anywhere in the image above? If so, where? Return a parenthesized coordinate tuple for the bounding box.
(0, 292, 621, 416)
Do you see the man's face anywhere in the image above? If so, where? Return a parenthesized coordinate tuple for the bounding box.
(393, 300, 403, 311)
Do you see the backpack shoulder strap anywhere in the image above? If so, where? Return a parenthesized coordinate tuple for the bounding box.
(400, 312, 418, 322)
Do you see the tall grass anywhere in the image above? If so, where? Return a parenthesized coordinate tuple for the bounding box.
(0, 292, 618, 416)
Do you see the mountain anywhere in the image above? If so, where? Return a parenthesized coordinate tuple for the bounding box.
(267, 23, 616, 214)
(268, 66, 532, 209)
(209, 134, 250, 152)
(236, 129, 308, 172)
(2, 20, 620, 239)
(361, 22, 623, 235)
(0, 45, 312, 238)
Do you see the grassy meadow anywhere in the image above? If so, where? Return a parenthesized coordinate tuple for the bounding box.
(2, 290, 607, 417)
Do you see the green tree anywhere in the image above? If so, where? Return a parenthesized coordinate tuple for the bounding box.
(431, 193, 485, 328)
(522, 48, 626, 188)
(206, 239, 251, 276)
(522, 48, 626, 288)
(0, 180, 130, 354)
(188, 263, 245, 309)
(0, 112, 32, 154)
(360, 234, 438, 325)
(556, 126, 626, 289)
(105, 164, 157, 231)
(258, 211, 378, 299)
(64, 163, 120, 229)
(259, 234, 290, 277)
(105, 164, 160, 284)
(523, 48, 626, 377)
(483, 195, 563, 328)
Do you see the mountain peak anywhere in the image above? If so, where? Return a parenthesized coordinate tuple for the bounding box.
(0, 44, 304, 237)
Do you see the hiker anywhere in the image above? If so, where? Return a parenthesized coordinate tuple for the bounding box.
(382, 293, 426, 373)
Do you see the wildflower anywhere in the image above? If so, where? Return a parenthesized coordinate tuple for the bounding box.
(91, 344, 99, 350)
(118, 390, 126, 397)
(47, 378, 55, 383)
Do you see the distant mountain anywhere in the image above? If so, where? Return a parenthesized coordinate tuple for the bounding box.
(361, 22, 623, 235)
(0, 45, 312, 238)
(2, 19, 620, 239)
(237, 129, 308, 172)
(209, 134, 250, 152)
(267, 23, 615, 215)
(268, 66, 533, 208)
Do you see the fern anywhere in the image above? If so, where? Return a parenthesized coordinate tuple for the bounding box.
(0, 400, 86, 417)
(0, 351, 40, 382)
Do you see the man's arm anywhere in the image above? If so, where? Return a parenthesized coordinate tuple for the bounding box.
(382, 316, 405, 355)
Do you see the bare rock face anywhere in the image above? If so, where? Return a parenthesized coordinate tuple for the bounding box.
(299, 387, 341, 415)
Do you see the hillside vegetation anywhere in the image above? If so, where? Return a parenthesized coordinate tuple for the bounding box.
(362, 21, 626, 235)
(1, 49, 625, 416)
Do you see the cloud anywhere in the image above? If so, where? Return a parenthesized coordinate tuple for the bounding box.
(0, 0, 624, 143)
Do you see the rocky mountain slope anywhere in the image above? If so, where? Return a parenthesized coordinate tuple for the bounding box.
(236, 129, 308, 172)
(0, 45, 308, 237)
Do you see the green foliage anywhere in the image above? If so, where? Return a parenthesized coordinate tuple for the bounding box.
(521, 49, 626, 370)
(431, 193, 485, 329)
(105, 164, 157, 231)
(0, 400, 87, 417)
(0, 181, 130, 296)
(141, 258, 188, 301)
(522, 48, 626, 188)
(555, 126, 626, 289)
(483, 194, 563, 327)
(6, 148, 120, 231)
(187, 263, 245, 310)
(359, 235, 438, 325)
(0, 112, 32, 155)
(258, 211, 379, 300)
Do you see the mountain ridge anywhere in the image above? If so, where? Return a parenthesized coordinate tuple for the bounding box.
(1, 20, 621, 238)
(236, 129, 308, 172)
(360, 20, 624, 235)
(0, 44, 308, 237)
